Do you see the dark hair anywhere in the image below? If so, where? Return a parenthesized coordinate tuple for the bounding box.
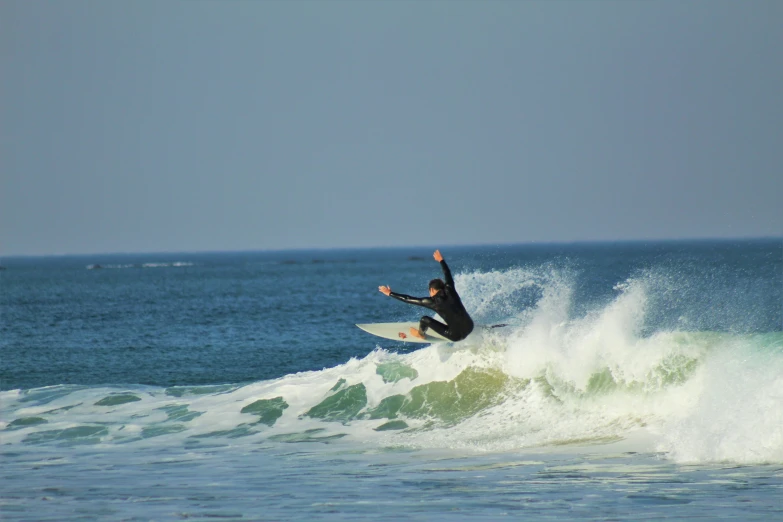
(429, 279, 445, 291)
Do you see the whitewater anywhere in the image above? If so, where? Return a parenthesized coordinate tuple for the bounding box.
(1, 241, 781, 520)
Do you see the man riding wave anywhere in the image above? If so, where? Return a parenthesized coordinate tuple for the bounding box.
(379, 250, 474, 342)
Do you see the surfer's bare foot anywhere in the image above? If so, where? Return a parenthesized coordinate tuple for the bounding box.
(398, 332, 407, 339)
(409, 327, 425, 339)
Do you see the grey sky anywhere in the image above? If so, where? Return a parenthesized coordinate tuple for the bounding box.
(2, 0, 781, 256)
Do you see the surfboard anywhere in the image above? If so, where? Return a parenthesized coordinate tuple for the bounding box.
(356, 322, 450, 344)
(356, 322, 509, 344)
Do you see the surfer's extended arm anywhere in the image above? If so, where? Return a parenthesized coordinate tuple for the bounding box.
(388, 292, 436, 310)
(379, 285, 436, 310)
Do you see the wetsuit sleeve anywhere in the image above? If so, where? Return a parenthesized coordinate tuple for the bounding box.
(388, 292, 437, 311)
(440, 260, 454, 288)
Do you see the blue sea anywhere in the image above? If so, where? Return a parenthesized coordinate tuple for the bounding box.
(2, 239, 782, 521)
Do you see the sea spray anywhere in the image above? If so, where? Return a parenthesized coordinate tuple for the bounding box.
(658, 334, 783, 463)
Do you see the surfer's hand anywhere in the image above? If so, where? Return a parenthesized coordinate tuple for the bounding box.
(433, 250, 443, 262)
(379, 286, 392, 296)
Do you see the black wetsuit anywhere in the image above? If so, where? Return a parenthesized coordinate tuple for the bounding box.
(389, 260, 474, 342)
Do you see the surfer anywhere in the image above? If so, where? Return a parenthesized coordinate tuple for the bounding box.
(379, 250, 474, 342)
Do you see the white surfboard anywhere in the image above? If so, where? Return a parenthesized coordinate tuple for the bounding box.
(356, 322, 450, 344)
(357, 322, 509, 344)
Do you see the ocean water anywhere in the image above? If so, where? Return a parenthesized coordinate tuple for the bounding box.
(1, 239, 782, 521)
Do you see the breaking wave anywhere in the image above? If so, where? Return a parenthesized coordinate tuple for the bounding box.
(3, 267, 782, 464)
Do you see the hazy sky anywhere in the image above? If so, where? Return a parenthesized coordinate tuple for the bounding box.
(2, 0, 781, 255)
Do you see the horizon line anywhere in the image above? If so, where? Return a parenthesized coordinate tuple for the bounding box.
(1, 235, 780, 260)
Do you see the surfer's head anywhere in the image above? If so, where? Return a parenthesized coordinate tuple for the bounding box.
(429, 279, 445, 296)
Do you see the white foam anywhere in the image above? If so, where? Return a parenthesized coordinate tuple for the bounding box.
(657, 336, 783, 464)
(85, 262, 195, 269)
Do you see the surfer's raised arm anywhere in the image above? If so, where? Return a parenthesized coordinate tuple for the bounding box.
(434, 250, 454, 288)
